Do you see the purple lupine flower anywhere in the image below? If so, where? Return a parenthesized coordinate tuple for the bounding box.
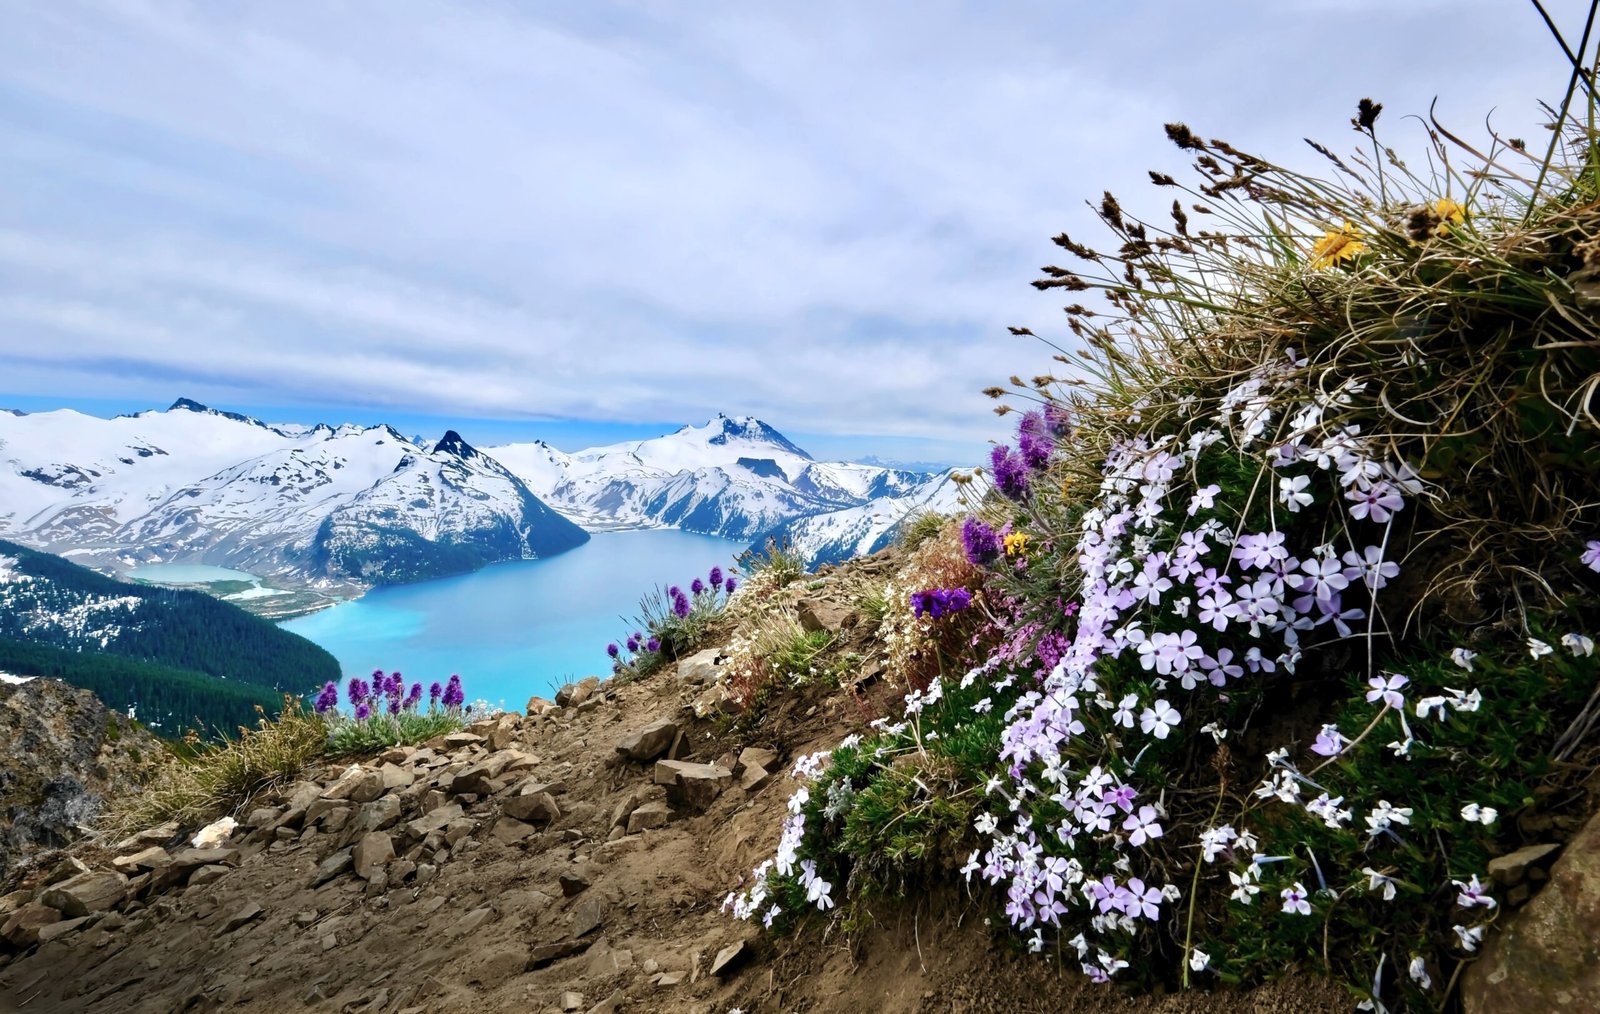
(668, 585, 681, 599)
(990, 445, 1029, 500)
(691, 577, 706, 595)
(442, 674, 465, 709)
(406, 683, 422, 709)
(673, 590, 692, 618)
(646, 637, 661, 652)
(314, 681, 339, 714)
(387, 696, 401, 716)
(347, 677, 369, 706)
(961, 516, 1002, 565)
(355, 702, 371, 721)
(911, 587, 974, 619)
(709, 566, 723, 588)
(388, 672, 404, 696)
(1018, 430, 1053, 471)
(429, 681, 442, 704)
(626, 636, 639, 653)
(1045, 404, 1072, 438)
(607, 643, 620, 658)
(725, 577, 737, 595)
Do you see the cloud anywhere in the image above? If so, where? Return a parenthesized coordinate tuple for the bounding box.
(0, 0, 1577, 455)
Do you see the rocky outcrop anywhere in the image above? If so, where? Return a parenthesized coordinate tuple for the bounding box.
(1464, 813, 1600, 1011)
(0, 678, 163, 879)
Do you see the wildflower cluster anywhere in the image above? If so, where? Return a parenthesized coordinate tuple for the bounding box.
(725, 83, 1600, 1009)
(608, 564, 738, 678)
(318, 669, 468, 754)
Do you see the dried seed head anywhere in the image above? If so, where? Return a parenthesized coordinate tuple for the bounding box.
(1170, 200, 1189, 236)
(1352, 97, 1383, 132)
(1148, 170, 1177, 186)
(1164, 122, 1204, 151)
(982, 386, 1007, 399)
(1100, 192, 1125, 230)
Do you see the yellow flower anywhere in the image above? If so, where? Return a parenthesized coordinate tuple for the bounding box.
(1310, 222, 1367, 269)
(1003, 532, 1031, 559)
(1433, 198, 1466, 237)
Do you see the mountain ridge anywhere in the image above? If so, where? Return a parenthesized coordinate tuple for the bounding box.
(0, 400, 961, 588)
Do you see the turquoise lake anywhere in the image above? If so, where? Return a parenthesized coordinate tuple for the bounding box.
(282, 529, 743, 707)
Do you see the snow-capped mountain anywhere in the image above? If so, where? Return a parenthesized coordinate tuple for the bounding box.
(309, 431, 588, 583)
(489, 414, 930, 540)
(756, 469, 970, 567)
(0, 400, 959, 587)
(0, 401, 587, 586)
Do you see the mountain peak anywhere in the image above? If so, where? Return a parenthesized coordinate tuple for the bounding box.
(706, 415, 813, 461)
(432, 430, 478, 459)
(166, 399, 265, 428)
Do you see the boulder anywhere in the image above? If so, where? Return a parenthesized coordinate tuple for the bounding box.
(570, 896, 605, 937)
(485, 714, 523, 751)
(186, 865, 230, 888)
(1488, 843, 1562, 886)
(738, 746, 779, 774)
(492, 818, 536, 845)
(676, 648, 722, 686)
(740, 764, 772, 793)
(525, 936, 594, 970)
(1465, 810, 1600, 1011)
(525, 696, 555, 715)
(627, 801, 670, 833)
(111, 846, 171, 873)
(798, 599, 855, 633)
(442, 731, 486, 750)
(406, 803, 464, 838)
(554, 677, 600, 708)
(40, 871, 128, 918)
(710, 939, 748, 977)
(616, 718, 678, 763)
(221, 902, 262, 933)
(1, 902, 61, 947)
(503, 792, 560, 824)
(356, 796, 404, 833)
(654, 760, 734, 811)
(378, 763, 414, 791)
(352, 832, 395, 882)
(36, 916, 90, 943)
(558, 870, 591, 897)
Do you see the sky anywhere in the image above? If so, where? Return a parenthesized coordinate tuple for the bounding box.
(0, 1, 1581, 463)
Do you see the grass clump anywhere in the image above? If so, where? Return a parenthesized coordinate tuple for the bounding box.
(105, 695, 326, 840)
(725, 19, 1600, 1010)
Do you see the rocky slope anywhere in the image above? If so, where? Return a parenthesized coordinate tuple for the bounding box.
(0, 556, 1350, 1014)
(0, 677, 164, 878)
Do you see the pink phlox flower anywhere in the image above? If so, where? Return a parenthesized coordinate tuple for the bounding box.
(1452, 874, 1496, 910)
(1280, 882, 1313, 916)
(1309, 724, 1347, 757)
(1187, 484, 1221, 515)
(1125, 877, 1163, 920)
(1101, 784, 1138, 813)
(1122, 805, 1164, 847)
(1365, 673, 1408, 709)
(1582, 540, 1600, 573)
(1346, 480, 1405, 522)
(1140, 699, 1181, 739)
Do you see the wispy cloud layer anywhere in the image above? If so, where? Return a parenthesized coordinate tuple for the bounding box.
(0, 0, 1574, 455)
